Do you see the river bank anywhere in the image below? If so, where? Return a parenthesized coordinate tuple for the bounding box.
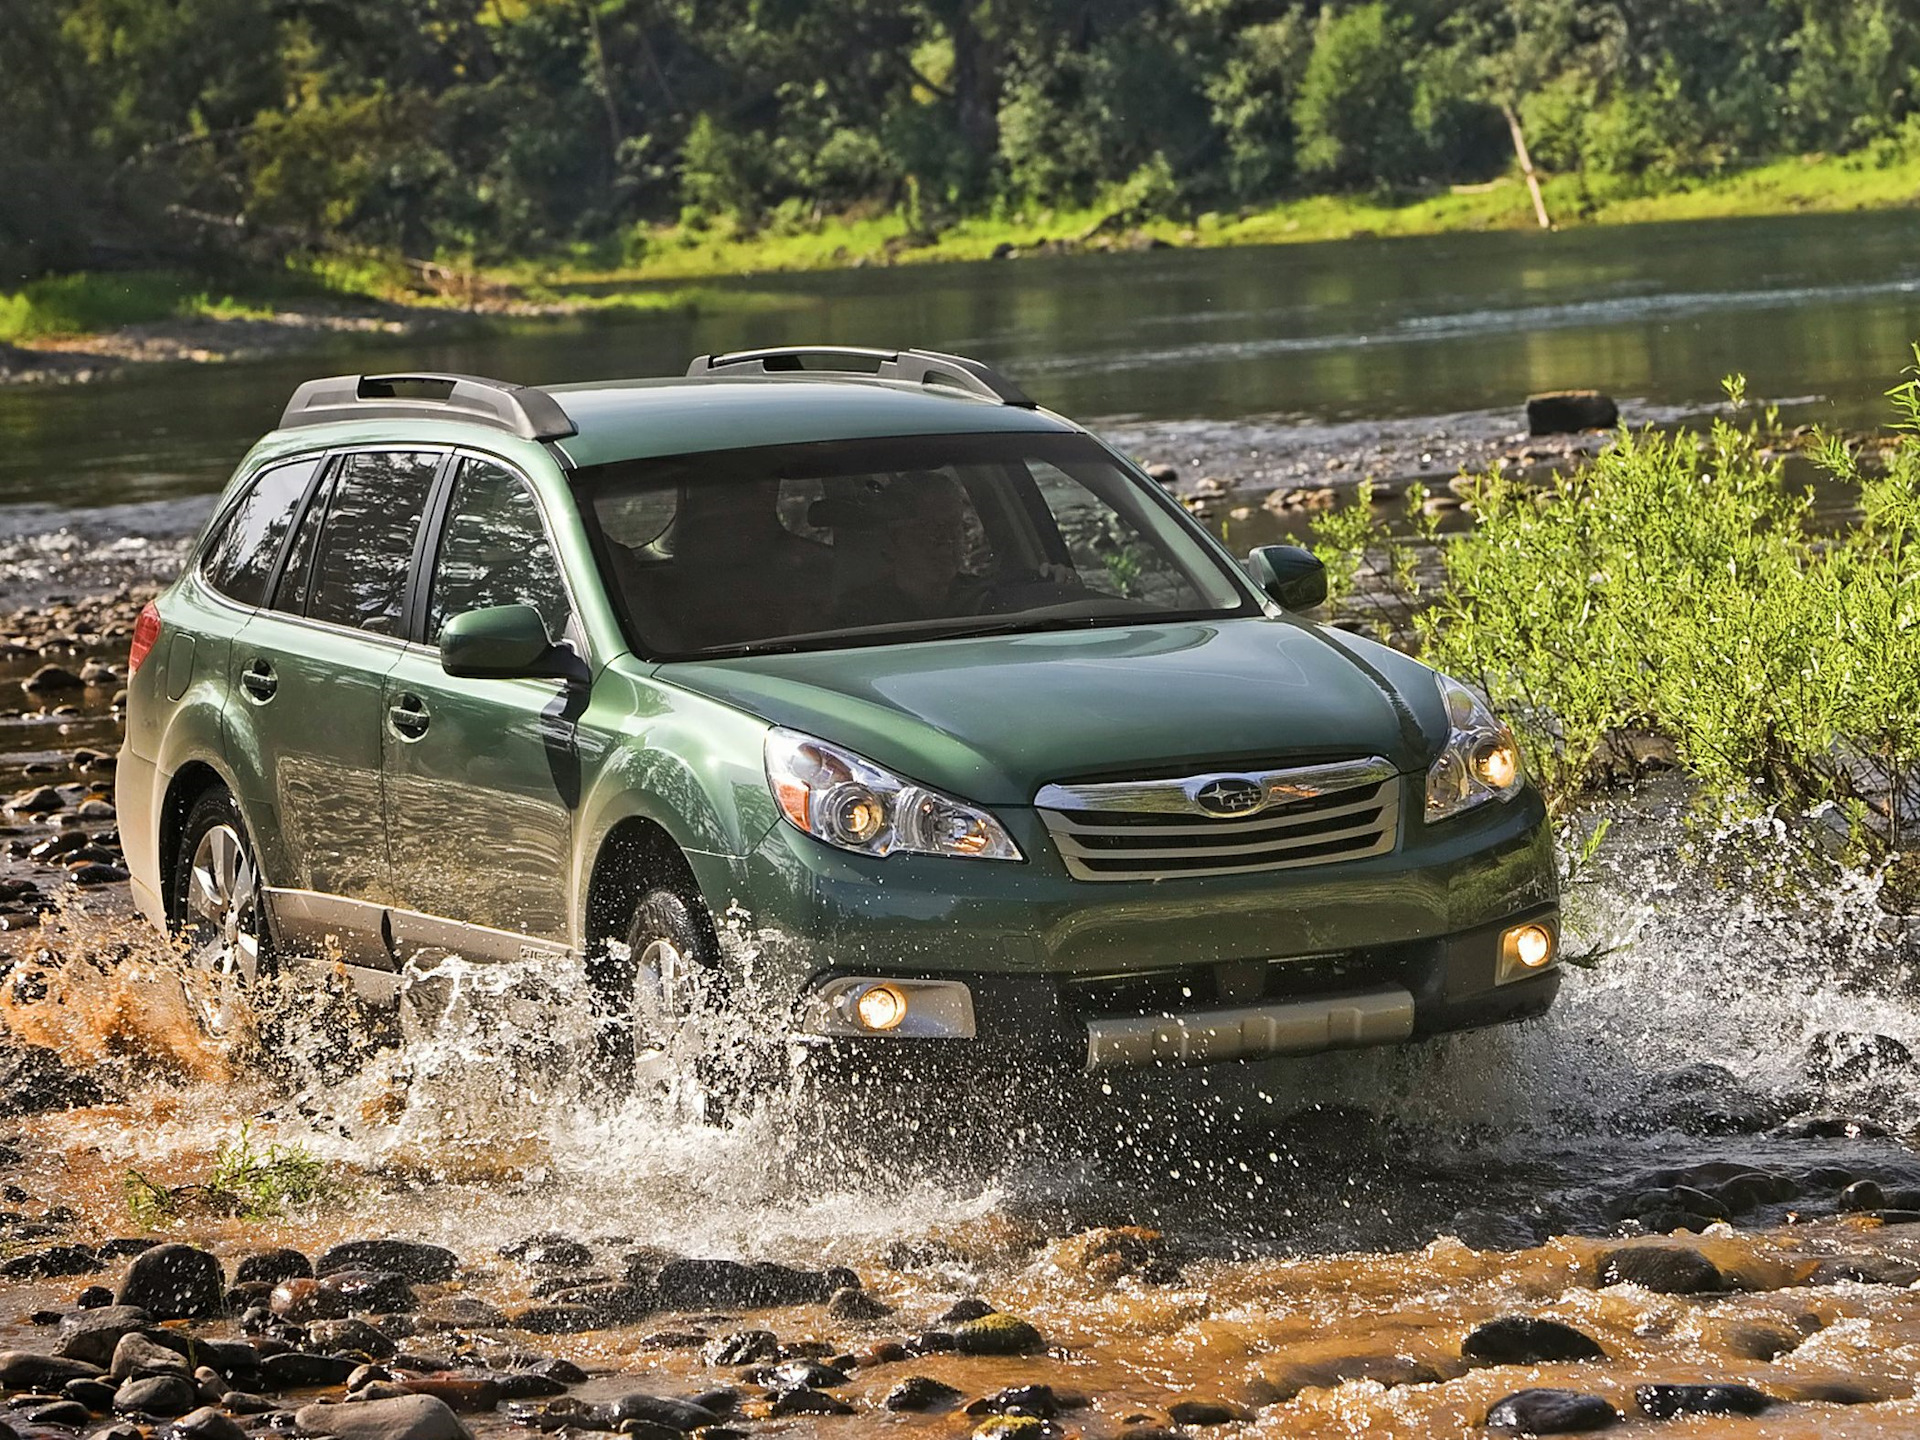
(6, 149, 1920, 387)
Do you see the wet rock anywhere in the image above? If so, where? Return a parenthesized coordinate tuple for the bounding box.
(1806, 1030, 1914, 1085)
(971, 1418, 1049, 1440)
(766, 1389, 853, 1418)
(194, 1365, 229, 1400)
(515, 1360, 585, 1388)
(0, 1353, 107, 1389)
(1444, 1209, 1538, 1252)
(938, 1298, 996, 1324)
(1710, 1171, 1797, 1215)
(1838, 1180, 1886, 1212)
(1462, 1317, 1606, 1365)
(108, 1334, 188, 1381)
(530, 1273, 611, 1299)
(27, 1399, 95, 1426)
(235, 1251, 311, 1286)
(1595, 1245, 1722, 1294)
(489, 1373, 566, 1402)
(1526, 392, 1618, 436)
(92, 1423, 145, 1440)
(1050, 1227, 1169, 1285)
(2, 1246, 100, 1279)
(315, 1244, 456, 1285)
(0, 1046, 101, 1117)
(115, 1244, 223, 1320)
(950, 1314, 1044, 1356)
(73, 1290, 112, 1312)
(1484, 1388, 1620, 1434)
(1635, 1383, 1770, 1420)
(503, 1305, 603, 1336)
(499, 1236, 592, 1269)
(883, 1377, 962, 1412)
(307, 1320, 396, 1360)
(417, 1296, 503, 1331)
(114, 1374, 197, 1417)
(1143, 464, 1178, 486)
(1625, 1063, 1798, 1137)
(64, 1377, 117, 1410)
(753, 1361, 845, 1391)
(1716, 1320, 1808, 1361)
(1165, 1400, 1243, 1427)
(388, 1379, 501, 1414)
(533, 1283, 650, 1326)
(23, 666, 84, 694)
(1806, 1254, 1920, 1286)
(824, 1288, 891, 1323)
(650, 1259, 846, 1310)
(321, 1272, 417, 1315)
(5, 786, 64, 815)
(597, 1394, 720, 1431)
(259, 1353, 361, 1389)
(703, 1332, 777, 1368)
(1768, 1379, 1897, 1405)
(1247, 1355, 1441, 1405)
(1778, 1114, 1889, 1140)
(966, 1387, 1063, 1420)
(295, 1396, 474, 1440)
(173, 1406, 246, 1440)
(271, 1280, 346, 1323)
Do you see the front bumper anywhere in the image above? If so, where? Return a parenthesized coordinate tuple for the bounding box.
(695, 780, 1561, 1072)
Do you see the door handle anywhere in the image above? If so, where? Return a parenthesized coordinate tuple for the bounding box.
(239, 659, 277, 702)
(388, 694, 430, 740)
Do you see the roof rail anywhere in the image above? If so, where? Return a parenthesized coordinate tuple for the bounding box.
(278, 373, 578, 442)
(686, 346, 1036, 407)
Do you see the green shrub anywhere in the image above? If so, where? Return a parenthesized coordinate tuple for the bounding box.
(1293, 4, 1421, 187)
(0, 273, 188, 340)
(125, 1123, 334, 1221)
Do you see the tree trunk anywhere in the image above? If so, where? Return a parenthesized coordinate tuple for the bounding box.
(1501, 102, 1552, 230)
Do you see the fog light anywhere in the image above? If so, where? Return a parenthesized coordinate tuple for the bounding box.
(1514, 924, 1553, 967)
(854, 983, 908, 1031)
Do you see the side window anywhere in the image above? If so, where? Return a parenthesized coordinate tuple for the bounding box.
(271, 470, 328, 615)
(304, 451, 441, 635)
(427, 458, 572, 643)
(200, 457, 320, 606)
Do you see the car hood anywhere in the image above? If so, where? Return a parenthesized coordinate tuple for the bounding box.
(654, 617, 1443, 805)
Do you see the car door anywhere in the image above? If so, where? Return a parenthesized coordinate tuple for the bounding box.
(229, 448, 445, 965)
(381, 453, 582, 958)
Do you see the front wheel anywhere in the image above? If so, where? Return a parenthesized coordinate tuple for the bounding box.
(170, 786, 268, 1030)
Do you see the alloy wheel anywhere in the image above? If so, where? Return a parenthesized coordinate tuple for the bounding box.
(184, 821, 261, 988)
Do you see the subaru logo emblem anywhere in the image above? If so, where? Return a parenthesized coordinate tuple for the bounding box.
(1193, 777, 1267, 817)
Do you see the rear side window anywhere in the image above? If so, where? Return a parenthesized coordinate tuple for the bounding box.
(200, 457, 321, 606)
(303, 451, 441, 635)
(427, 458, 572, 644)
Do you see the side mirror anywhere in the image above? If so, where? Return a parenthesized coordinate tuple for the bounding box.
(1246, 544, 1328, 610)
(440, 604, 582, 681)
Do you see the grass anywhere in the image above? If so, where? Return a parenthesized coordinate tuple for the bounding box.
(125, 1123, 335, 1222)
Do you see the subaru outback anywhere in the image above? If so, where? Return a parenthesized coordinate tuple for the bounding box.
(118, 347, 1560, 1088)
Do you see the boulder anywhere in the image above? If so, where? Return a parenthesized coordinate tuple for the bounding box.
(1525, 392, 1618, 436)
(1595, 1245, 1722, 1294)
(1485, 1388, 1620, 1433)
(114, 1244, 224, 1319)
(295, 1395, 474, 1440)
(315, 1243, 457, 1284)
(1462, 1316, 1606, 1364)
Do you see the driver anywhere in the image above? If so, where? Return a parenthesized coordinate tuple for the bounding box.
(826, 471, 980, 626)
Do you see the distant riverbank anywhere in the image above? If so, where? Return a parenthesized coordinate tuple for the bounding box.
(5, 149, 1920, 385)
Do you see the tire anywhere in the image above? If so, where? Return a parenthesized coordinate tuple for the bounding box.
(169, 785, 269, 1029)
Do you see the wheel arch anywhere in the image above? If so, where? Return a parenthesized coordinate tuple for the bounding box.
(157, 760, 257, 925)
(583, 816, 717, 955)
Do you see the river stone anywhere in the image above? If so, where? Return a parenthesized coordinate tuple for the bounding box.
(296, 1395, 473, 1440)
(649, 1259, 844, 1310)
(489, 1373, 566, 1401)
(536, 1283, 650, 1325)
(418, 1296, 504, 1331)
(1462, 1317, 1607, 1364)
(1595, 1245, 1722, 1294)
(315, 1244, 456, 1285)
(2, 1246, 100, 1279)
(1807, 1254, 1920, 1286)
(235, 1250, 312, 1286)
(115, 1244, 224, 1319)
(389, 1378, 502, 1413)
(703, 1331, 778, 1367)
(271, 1279, 346, 1323)
(825, 1286, 892, 1322)
(25, 1399, 94, 1427)
(1635, 1383, 1771, 1419)
(53, 1309, 151, 1366)
(1166, 1400, 1245, 1426)
(307, 1320, 396, 1360)
(767, 1389, 854, 1418)
(951, 1314, 1044, 1356)
(1526, 392, 1618, 436)
(503, 1304, 602, 1336)
(1768, 1379, 1898, 1405)
(1839, 1180, 1886, 1212)
(754, 1360, 846, 1391)
(174, 1406, 246, 1440)
(1716, 1319, 1808, 1361)
(108, 1333, 187, 1381)
(0, 1352, 106, 1389)
(1485, 1389, 1620, 1434)
(259, 1353, 361, 1389)
(23, 666, 84, 694)
(499, 1235, 592, 1269)
(884, 1376, 962, 1412)
(939, 1298, 996, 1324)
(64, 1376, 118, 1409)
(113, 1374, 197, 1417)
(320, 1272, 417, 1315)
(0, 1045, 104, 1118)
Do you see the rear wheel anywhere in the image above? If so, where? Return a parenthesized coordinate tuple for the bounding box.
(170, 786, 268, 1028)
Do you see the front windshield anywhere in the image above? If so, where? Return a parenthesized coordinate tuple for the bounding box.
(576, 431, 1257, 658)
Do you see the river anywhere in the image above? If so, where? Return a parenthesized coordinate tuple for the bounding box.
(3, 211, 1920, 1435)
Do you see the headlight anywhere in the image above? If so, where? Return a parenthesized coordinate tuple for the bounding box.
(764, 728, 1023, 861)
(1425, 675, 1525, 822)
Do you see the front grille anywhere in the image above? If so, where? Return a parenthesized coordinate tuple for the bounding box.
(1036, 757, 1402, 882)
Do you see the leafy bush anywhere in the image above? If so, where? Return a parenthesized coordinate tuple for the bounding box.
(1313, 366, 1920, 861)
(1293, 4, 1422, 187)
(125, 1123, 334, 1222)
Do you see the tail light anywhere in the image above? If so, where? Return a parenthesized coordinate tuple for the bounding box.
(128, 602, 162, 675)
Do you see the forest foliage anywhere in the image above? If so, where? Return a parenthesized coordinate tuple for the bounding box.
(5, 0, 1920, 279)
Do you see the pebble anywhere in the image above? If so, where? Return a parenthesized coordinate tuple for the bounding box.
(1484, 1388, 1621, 1433)
(1462, 1316, 1607, 1364)
(1635, 1383, 1771, 1419)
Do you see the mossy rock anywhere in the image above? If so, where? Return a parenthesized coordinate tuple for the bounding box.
(953, 1313, 1045, 1355)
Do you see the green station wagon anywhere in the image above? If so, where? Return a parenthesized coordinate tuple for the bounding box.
(118, 347, 1559, 1089)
